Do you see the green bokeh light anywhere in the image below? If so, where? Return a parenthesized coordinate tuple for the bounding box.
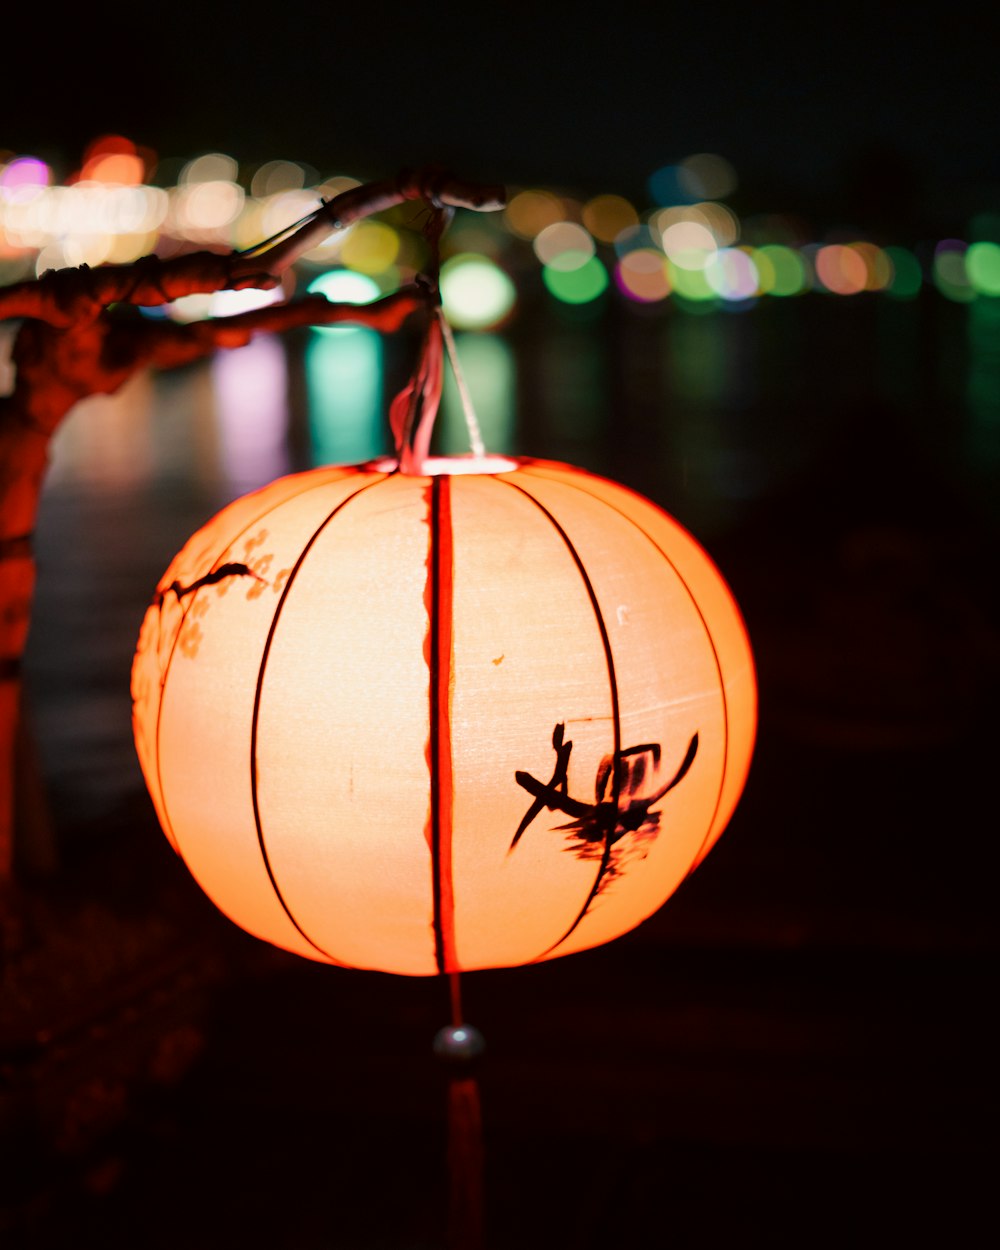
(754, 245, 807, 296)
(883, 247, 923, 300)
(667, 262, 716, 302)
(307, 269, 382, 334)
(966, 241, 1000, 296)
(542, 256, 608, 304)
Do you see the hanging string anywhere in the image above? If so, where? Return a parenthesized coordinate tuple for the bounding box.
(232, 202, 328, 258)
(437, 308, 486, 460)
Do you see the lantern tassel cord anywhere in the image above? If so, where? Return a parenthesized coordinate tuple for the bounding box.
(438, 972, 485, 1250)
(448, 1074, 484, 1250)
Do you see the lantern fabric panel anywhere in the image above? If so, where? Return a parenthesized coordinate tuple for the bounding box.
(254, 477, 437, 975)
(445, 475, 619, 970)
(514, 460, 757, 867)
(489, 470, 728, 962)
(131, 465, 364, 855)
(134, 467, 390, 963)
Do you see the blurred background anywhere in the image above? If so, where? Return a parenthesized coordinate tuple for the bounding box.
(2, 5, 998, 1247)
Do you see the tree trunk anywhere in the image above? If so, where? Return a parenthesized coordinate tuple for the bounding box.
(0, 414, 50, 891)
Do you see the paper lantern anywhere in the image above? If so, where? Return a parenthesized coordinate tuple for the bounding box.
(131, 455, 755, 976)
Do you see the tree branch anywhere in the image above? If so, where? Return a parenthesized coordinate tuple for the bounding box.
(230, 168, 505, 279)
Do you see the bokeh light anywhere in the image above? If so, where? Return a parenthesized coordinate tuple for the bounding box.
(693, 202, 740, 246)
(173, 179, 244, 241)
(504, 189, 565, 240)
(533, 221, 594, 269)
(704, 248, 759, 301)
(967, 241, 1000, 296)
(180, 152, 239, 185)
(667, 262, 716, 304)
(308, 269, 382, 334)
(341, 219, 400, 275)
(753, 244, 808, 296)
(814, 244, 868, 295)
(615, 249, 671, 303)
(210, 285, 285, 318)
(77, 135, 146, 186)
(851, 242, 892, 290)
(543, 256, 608, 303)
(648, 165, 697, 207)
(884, 246, 923, 299)
(440, 254, 516, 330)
(582, 194, 639, 243)
(678, 153, 738, 201)
(661, 220, 717, 270)
(0, 157, 50, 191)
(250, 160, 309, 198)
(934, 241, 974, 302)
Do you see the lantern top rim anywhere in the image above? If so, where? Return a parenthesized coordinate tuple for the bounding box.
(370, 454, 520, 477)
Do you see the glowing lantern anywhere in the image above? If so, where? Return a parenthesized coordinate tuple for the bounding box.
(131, 454, 756, 975)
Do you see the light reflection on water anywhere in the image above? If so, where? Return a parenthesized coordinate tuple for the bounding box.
(307, 326, 386, 468)
(33, 298, 995, 527)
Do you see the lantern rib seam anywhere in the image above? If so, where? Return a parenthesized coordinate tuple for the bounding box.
(429, 474, 457, 976)
(152, 466, 359, 861)
(248, 473, 388, 962)
(519, 465, 731, 871)
(495, 477, 622, 960)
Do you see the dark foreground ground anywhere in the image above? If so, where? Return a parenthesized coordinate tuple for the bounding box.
(2, 295, 998, 1247)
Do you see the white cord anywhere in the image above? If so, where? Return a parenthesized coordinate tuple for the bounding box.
(437, 308, 486, 459)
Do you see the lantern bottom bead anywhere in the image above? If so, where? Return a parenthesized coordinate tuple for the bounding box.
(433, 1025, 487, 1066)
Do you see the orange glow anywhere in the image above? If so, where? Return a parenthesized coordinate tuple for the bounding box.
(851, 241, 892, 290)
(132, 459, 756, 975)
(616, 249, 671, 302)
(582, 194, 639, 243)
(814, 244, 868, 295)
(84, 153, 145, 185)
(504, 189, 566, 240)
(75, 134, 150, 185)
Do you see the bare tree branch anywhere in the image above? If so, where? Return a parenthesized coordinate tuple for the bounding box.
(231, 168, 505, 280)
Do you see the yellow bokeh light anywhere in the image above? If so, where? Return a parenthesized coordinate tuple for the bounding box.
(341, 219, 400, 274)
(105, 231, 159, 264)
(850, 241, 892, 290)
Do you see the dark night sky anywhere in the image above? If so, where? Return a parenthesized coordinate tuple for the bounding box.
(5, 5, 999, 235)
